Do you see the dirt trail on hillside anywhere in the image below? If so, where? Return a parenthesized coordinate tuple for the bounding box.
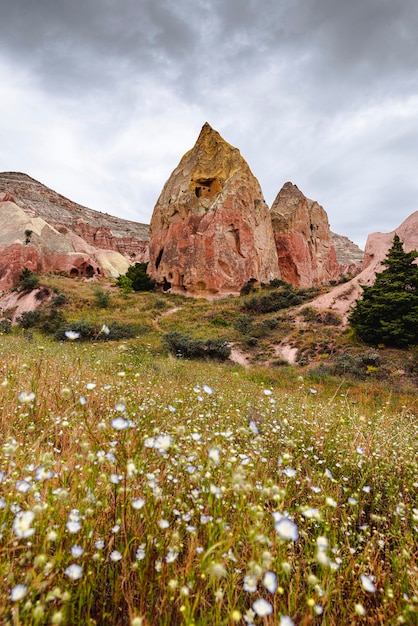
(152, 306, 182, 332)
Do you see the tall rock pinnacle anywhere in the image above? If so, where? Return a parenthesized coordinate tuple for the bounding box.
(148, 123, 279, 295)
(270, 182, 340, 287)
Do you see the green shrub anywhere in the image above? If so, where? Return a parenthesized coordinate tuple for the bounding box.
(163, 332, 231, 361)
(94, 288, 111, 309)
(16, 310, 42, 329)
(210, 316, 230, 327)
(40, 309, 66, 334)
(0, 319, 12, 334)
(14, 268, 40, 292)
(55, 320, 95, 341)
(51, 292, 68, 307)
(242, 285, 305, 314)
(240, 281, 257, 296)
(116, 275, 133, 295)
(100, 321, 148, 341)
(118, 263, 156, 292)
(233, 315, 254, 335)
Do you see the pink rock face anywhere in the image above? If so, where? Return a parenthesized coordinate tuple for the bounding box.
(271, 183, 340, 286)
(148, 123, 279, 295)
(0, 199, 131, 290)
(0, 172, 149, 264)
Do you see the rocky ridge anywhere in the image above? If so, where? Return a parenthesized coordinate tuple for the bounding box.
(0, 172, 150, 290)
(0, 172, 149, 260)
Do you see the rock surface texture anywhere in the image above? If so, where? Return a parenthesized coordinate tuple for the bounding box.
(148, 123, 279, 296)
(271, 183, 340, 286)
(331, 232, 364, 277)
(0, 172, 149, 290)
(310, 211, 418, 323)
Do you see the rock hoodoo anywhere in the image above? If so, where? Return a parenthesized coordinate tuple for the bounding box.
(271, 182, 340, 287)
(148, 123, 279, 295)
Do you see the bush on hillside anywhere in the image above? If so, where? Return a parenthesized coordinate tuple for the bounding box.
(242, 284, 319, 315)
(117, 262, 156, 292)
(163, 332, 231, 361)
(14, 268, 40, 292)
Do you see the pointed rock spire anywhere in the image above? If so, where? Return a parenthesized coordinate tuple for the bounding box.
(270, 182, 339, 286)
(148, 124, 279, 295)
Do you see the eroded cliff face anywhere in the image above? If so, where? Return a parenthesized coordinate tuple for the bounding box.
(0, 172, 149, 263)
(271, 182, 340, 287)
(0, 200, 130, 290)
(148, 123, 279, 295)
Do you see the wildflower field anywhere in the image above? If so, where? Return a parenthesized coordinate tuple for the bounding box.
(0, 330, 417, 625)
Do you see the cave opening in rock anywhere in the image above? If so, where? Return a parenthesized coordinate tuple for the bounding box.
(193, 177, 221, 199)
(156, 249, 164, 269)
(163, 277, 172, 291)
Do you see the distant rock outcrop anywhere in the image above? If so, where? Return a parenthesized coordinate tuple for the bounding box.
(0, 172, 149, 260)
(270, 182, 340, 286)
(0, 172, 150, 291)
(148, 123, 279, 295)
(331, 232, 364, 277)
(0, 199, 131, 290)
(310, 211, 418, 323)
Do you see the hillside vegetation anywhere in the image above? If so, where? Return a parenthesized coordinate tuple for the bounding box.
(0, 276, 417, 625)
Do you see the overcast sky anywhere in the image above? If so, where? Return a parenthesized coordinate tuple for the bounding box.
(1, 0, 417, 248)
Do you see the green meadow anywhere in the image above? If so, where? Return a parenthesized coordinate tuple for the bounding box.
(0, 278, 417, 625)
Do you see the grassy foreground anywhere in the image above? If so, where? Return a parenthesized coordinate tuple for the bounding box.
(0, 329, 417, 625)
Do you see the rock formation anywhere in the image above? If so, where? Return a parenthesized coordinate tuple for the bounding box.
(331, 232, 364, 277)
(148, 123, 279, 296)
(0, 172, 149, 262)
(270, 182, 340, 287)
(0, 172, 150, 291)
(0, 199, 132, 290)
(310, 211, 418, 323)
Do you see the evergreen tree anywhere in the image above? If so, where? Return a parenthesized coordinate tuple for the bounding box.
(117, 262, 156, 292)
(349, 235, 418, 347)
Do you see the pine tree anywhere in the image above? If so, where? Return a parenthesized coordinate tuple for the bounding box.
(349, 234, 418, 347)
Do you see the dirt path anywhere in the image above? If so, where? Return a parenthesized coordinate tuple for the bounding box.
(152, 306, 182, 332)
(229, 346, 250, 367)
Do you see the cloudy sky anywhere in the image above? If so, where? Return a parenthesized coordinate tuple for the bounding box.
(1, 0, 417, 248)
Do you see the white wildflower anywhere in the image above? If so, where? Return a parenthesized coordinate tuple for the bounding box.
(154, 433, 172, 453)
(243, 574, 258, 593)
(18, 391, 35, 403)
(274, 515, 299, 541)
(111, 417, 129, 431)
(65, 563, 83, 580)
(252, 598, 273, 617)
(10, 584, 27, 602)
(208, 447, 220, 465)
(360, 574, 376, 593)
(13, 510, 35, 538)
(263, 571, 278, 594)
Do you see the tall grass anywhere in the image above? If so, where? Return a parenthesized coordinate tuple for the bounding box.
(0, 332, 417, 625)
